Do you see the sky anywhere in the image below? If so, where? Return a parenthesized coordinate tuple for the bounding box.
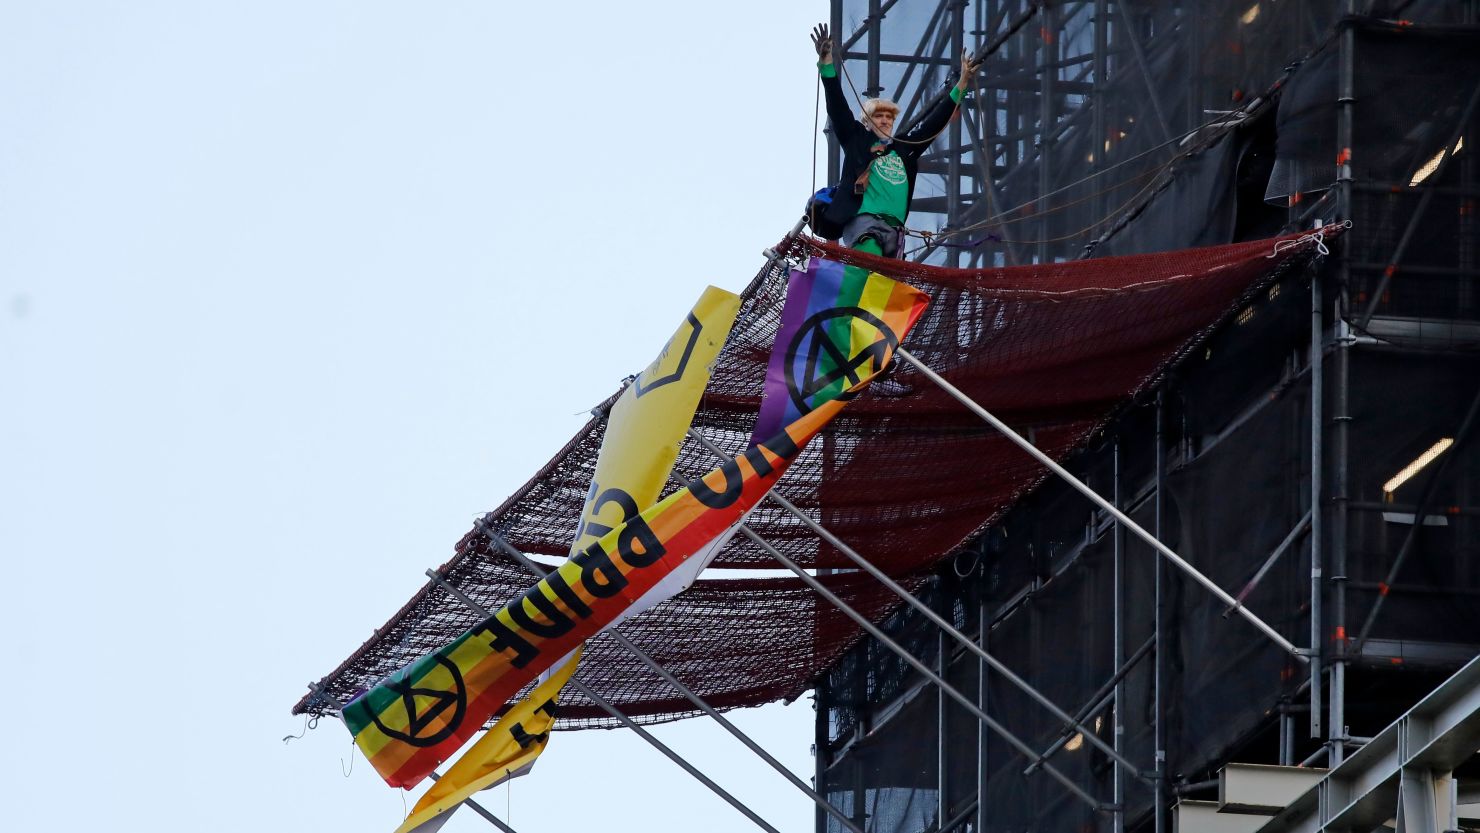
(0, 3, 846, 831)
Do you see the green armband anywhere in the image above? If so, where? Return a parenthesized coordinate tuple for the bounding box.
(818, 62, 838, 79)
(950, 85, 964, 103)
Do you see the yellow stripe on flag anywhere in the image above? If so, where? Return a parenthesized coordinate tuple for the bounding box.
(852, 273, 895, 359)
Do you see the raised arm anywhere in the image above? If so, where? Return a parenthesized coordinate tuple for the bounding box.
(812, 23, 866, 146)
(900, 51, 982, 149)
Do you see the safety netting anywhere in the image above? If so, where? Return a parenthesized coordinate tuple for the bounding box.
(294, 230, 1327, 728)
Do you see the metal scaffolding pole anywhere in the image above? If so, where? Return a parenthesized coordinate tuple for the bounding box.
(959, 78, 1025, 266)
(895, 0, 1044, 266)
(867, 0, 883, 97)
(977, 599, 990, 833)
(1331, 320, 1352, 767)
(815, 684, 831, 833)
(1038, 0, 1055, 264)
(1279, 702, 1297, 767)
(937, 629, 950, 828)
(467, 528, 870, 833)
(828, 0, 844, 185)
(839, 0, 905, 53)
(429, 772, 520, 833)
(1114, 0, 1172, 143)
(1310, 262, 1326, 743)
(735, 521, 1105, 811)
(899, 1, 1041, 137)
(1024, 635, 1154, 776)
(428, 577, 784, 833)
(894, 347, 1307, 659)
(1093, 0, 1109, 227)
(948, 0, 965, 268)
(1154, 393, 1168, 833)
(1112, 436, 1127, 833)
(1225, 511, 1313, 615)
(835, 0, 1220, 267)
(685, 429, 1149, 784)
(882, 0, 951, 121)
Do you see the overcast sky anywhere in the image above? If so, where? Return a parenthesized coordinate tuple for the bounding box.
(0, 3, 851, 831)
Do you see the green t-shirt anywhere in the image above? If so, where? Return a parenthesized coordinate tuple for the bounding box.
(859, 148, 910, 224)
(817, 62, 965, 224)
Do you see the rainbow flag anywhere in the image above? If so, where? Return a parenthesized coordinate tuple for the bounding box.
(751, 256, 927, 444)
(343, 260, 927, 790)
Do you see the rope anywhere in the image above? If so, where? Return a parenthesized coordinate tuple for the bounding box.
(902, 162, 1162, 239)
(952, 547, 981, 578)
(899, 167, 1168, 256)
(904, 104, 1256, 255)
(954, 119, 1227, 234)
(1268, 220, 1349, 258)
(899, 120, 1187, 253)
(281, 714, 316, 744)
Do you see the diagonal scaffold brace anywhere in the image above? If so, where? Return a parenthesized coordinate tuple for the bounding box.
(893, 346, 1307, 661)
(731, 521, 1106, 811)
(685, 427, 1148, 791)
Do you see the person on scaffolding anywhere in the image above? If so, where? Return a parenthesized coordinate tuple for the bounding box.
(811, 23, 981, 258)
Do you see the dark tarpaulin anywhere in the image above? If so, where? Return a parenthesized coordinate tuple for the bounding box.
(1093, 130, 1243, 258)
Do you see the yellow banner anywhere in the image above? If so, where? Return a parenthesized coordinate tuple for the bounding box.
(570, 285, 742, 556)
(558, 285, 743, 628)
(393, 658, 579, 833)
(392, 287, 741, 827)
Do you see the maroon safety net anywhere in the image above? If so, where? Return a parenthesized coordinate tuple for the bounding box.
(294, 230, 1329, 727)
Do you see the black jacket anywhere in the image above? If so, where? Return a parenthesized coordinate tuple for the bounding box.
(820, 69, 961, 230)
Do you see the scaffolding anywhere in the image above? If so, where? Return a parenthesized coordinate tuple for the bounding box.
(815, 1, 1480, 832)
(290, 4, 1480, 833)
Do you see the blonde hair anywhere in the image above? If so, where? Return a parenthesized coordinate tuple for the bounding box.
(862, 98, 899, 119)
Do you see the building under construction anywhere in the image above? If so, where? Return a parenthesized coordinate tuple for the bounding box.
(295, 2, 1480, 832)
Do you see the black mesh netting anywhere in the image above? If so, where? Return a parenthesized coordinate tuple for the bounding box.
(293, 231, 1326, 728)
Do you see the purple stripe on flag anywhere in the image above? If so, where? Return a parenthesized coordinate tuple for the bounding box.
(749, 258, 846, 445)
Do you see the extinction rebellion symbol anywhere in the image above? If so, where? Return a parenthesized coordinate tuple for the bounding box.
(633, 312, 703, 398)
(369, 655, 468, 747)
(783, 307, 899, 416)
